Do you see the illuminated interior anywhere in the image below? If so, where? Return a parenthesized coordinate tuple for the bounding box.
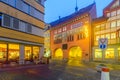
(25, 46, 32, 61)
(69, 46, 82, 60)
(94, 49, 102, 59)
(8, 44, 19, 61)
(105, 48, 114, 59)
(0, 44, 7, 62)
(33, 47, 40, 59)
(54, 48, 63, 59)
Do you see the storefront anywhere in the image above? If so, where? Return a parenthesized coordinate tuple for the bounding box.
(0, 42, 40, 64)
(93, 46, 120, 62)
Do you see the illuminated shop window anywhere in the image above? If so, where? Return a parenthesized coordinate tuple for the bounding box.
(8, 44, 19, 61)
(105, 48, 114, 59)
(111, 21, 116, 28)
(33, 47, 40, 59)
(0, 44, 7, 62)
(94, 49, 102, 59)
(106, 34, 110, 39)
(117, 20, 120, 27)
(25, 46, 32, 61)
(111, 33, 116, 39)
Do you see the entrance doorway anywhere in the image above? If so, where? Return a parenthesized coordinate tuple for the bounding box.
(54, 48, 63, 60)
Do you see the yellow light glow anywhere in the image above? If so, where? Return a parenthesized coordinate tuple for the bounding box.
(69, 46, 82, 59)
(84, 27, 89, 38)
(55, 48, 63, 59)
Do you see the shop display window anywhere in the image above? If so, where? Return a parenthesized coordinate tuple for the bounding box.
(8, 44, 19, 62)
(94, 49, 102, 59)
(0, 44, 7, 62)
(33, 47, 40, 59)
(105, 48, 114, 59)
(25, 46, 32, 61)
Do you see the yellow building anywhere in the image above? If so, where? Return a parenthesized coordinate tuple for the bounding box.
(44, 24, 51, 57)
(0, 0, 45, 64)
(92, 0, 120, 63)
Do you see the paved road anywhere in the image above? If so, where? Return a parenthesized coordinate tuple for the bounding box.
(0, 61, 119, 80)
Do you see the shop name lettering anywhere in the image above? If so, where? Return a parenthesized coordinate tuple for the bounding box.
(71, 22, 83, 29)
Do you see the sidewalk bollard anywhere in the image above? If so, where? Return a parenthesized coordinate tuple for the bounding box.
(101, 67, 110, 80)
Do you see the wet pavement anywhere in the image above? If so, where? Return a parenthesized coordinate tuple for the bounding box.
(0, 60, 119, 80)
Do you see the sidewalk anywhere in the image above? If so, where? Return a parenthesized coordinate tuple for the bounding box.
(0, 63, 47, 71)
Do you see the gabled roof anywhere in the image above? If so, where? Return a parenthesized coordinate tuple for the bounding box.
(50, 2, 95, 27)
(92, 16, 108, 24)
(103, 0, 118, 12)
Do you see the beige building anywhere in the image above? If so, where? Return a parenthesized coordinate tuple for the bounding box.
(0, 0, 45, 64)
(92, 0, 120, 63)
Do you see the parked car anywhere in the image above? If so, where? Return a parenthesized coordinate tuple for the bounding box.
(96, 64, 107, 72)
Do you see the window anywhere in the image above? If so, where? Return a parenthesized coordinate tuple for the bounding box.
(26, 24, 32, 33)
(33, 46, 40, 60)
(3, 15, 11, 27)
(8, 0, 16, 7)
(117, 20, 120, 27)
(22, 2, 29, 14)
(13, 18, 19, 29)
(111, 11, 116, 17)
(0, 13, 2, 26)
(107, 13, 110, 17)
(25, 46, 32, 61)
(8, 44, 19, 61)
(16, 0, 23, 11)
(106, 34, 110, 39)
(0, 44, 7, 62)
(105, 48, 114, 59)
(111, 21, 116, 28)
(95, 25, 100, 31)
(117, 9, 120, 15)
(94, 49, 102, 59)
(96, 35, 100, 41)
(101, 24, 106, 30)
(19, 21, 26, 32)
(111, 33, 116, 39)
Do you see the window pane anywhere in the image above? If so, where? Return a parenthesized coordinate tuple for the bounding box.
(111, 21, 116, 28)
(8, 44, 19, 62)
(111, 33, 116, 39)
(117, 20, 120, 27)
(19, 21, 26, 32)
(13, 18, 19, 29)
(8, 0, 16, 7)
(106, 34, 110, 39)
(25, 46, 32, 61)
(33, 47, 40, 60)
(22, 2, 29, 13)
(16, 0, 23, 11)
(0, 44, 7, 62)
(3, 15, 11, 27)
(105, 48, 114, 59)
(94, 49, 102, 59)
